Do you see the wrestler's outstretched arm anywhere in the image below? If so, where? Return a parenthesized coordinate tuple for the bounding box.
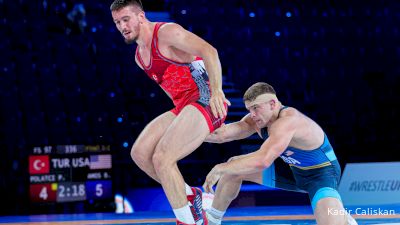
(203, 114, 297, 193)
(205, 114, 256, 143)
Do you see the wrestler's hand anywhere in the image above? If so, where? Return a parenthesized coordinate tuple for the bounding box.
(210, 89, 231, 119)
(202, 163, 224, 194)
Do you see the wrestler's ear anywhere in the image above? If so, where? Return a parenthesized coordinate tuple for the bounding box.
(138, 11, 145, 23)
(269, 99, 276, 110)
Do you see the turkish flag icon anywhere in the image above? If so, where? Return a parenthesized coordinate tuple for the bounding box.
(29, 155, 50, 174)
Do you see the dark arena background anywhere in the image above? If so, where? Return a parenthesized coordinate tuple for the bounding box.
(1, 0, 400, 224)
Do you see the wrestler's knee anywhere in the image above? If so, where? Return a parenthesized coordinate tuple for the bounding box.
(315, 200, 347, 225)
(130, 143, 152, 167)
(313, 188, 346, 225)
(152, 151, 169, 173)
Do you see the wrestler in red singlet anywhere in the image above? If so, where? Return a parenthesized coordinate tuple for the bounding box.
(135, 22, 226, 132)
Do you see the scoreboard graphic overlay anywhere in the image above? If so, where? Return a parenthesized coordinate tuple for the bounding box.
(29, 145, 113, 203)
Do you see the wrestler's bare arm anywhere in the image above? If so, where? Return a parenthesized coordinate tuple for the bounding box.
(203, 114, 299, 193)
(205, 114, 256, 143)
(158, 23, 230, 118)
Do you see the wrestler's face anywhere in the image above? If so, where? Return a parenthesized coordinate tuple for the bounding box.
(112, 6, 142, 44)
(246, 100, 274, 128)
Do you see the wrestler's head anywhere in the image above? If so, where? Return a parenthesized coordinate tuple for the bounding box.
(244, 82, 279, 128)
(111, 0, 145, 44)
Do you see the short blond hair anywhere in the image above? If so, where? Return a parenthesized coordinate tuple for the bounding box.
(243, 82, 276, 102)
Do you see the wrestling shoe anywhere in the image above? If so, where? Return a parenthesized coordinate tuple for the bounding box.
(187, 187, 208, 225)
(176, 220, 195, 225)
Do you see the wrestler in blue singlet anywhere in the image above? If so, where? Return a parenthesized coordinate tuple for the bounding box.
(260, 107, 342, 211)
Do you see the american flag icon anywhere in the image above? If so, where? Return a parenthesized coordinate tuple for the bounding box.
(90, 154, 112, 169)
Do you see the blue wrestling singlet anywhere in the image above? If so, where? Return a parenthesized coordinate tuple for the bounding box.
(260, 106, 342, 211)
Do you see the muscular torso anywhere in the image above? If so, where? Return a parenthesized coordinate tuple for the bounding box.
(134, 22, 211, 107)
(237, 107, 336, 169)
(135, 23, 195, 70)
(256, 107, 325, 151)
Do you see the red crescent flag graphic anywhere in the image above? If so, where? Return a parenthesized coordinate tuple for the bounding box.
(29, 155, 50, 174)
